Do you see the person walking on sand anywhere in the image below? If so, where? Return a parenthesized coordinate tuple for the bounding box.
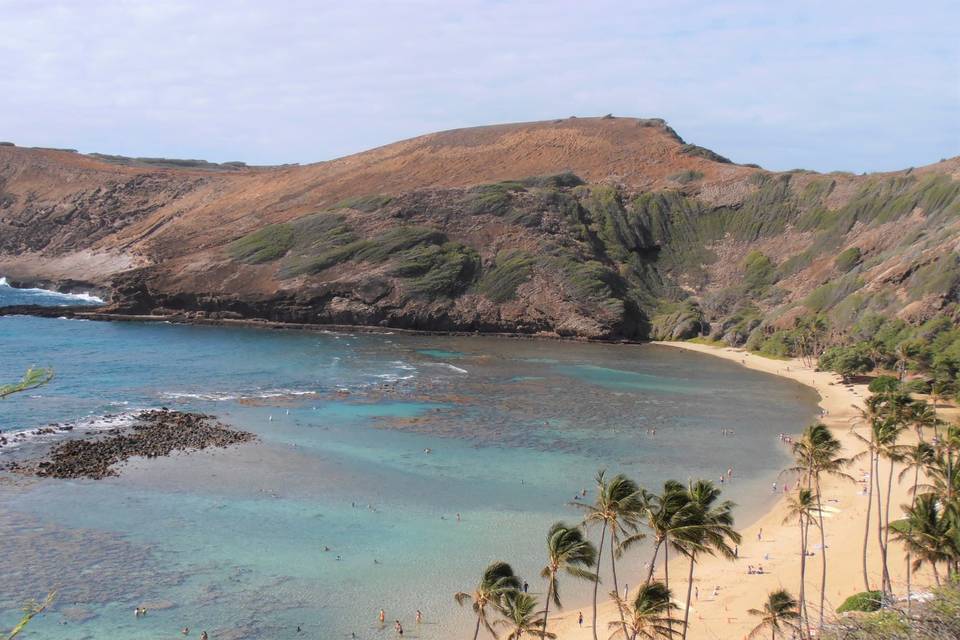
(578, 611, 583, 627)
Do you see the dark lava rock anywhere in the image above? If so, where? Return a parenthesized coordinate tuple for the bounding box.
(13, 410, 255, 480)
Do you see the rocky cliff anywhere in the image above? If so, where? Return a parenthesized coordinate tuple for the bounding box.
(1, 118, 958, 340)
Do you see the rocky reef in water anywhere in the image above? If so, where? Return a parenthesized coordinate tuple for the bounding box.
(4, 409, 255, 479)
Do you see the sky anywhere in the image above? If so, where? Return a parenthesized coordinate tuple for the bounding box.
(1, 0, 958, 173)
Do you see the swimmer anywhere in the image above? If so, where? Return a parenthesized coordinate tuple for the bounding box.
(379, 609, 386, 624)
(182, 628, 190, 636)
(416, 610, 422, 624)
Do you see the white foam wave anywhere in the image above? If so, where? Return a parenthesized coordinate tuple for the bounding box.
(0, 411, 145, 453)
(161, 388, 318, 402)
(424, 362, 468, 374)
(0, 276, 104, 304)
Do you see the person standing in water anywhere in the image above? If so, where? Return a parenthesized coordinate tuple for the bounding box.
(416, 610, 422, 624)
(379, 609, 386, 625)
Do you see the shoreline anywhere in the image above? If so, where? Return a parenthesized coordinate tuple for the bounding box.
(0, 306, 648, 343)
(551, 341, 931, 640)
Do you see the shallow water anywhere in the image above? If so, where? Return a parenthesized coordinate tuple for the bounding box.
(0, 288, 818, 640)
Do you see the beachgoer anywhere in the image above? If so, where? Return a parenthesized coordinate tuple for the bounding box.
(758, 528, 763, 541)
(182, 627, 190, 635)
(578, 611, 583, 626)
(712, 586, 719, 598)
(523, 581, 529, 593)
(456, 513, 461, 521)
(695, 586, 699, 600)
(200, 633, 208, 640)
(379, 609, 386, 624)
(416, 610, 422, 624)
(771, 482, 777, 493)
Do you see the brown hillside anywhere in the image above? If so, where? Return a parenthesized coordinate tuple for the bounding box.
(0, 118, 957, 340)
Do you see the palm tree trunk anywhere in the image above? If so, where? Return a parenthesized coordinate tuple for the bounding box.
(610, 528, 629, 640)
(906, 464, 920, 615)
(799, 516, 809, 638)
(542, 575, 553, 639)
(862, 451, 873, 591)
(644, 538, 663, 589)
(874, 454, 888, 594)
(883, 456, 896, 594)
(473, 614, 482, 640)
(591, 520, 608, 640)
(932, 562, 941, 587)
(682, 553, 696, 640)
(664, 540, 673, 635)
(814, 474, 828, 631)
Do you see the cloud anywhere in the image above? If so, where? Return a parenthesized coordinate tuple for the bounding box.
(0, 0, 957, 172)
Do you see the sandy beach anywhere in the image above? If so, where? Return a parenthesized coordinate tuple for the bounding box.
(552, 341, 937, 640)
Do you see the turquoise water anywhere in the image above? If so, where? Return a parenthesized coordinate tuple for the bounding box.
(0, 287, 819, 639)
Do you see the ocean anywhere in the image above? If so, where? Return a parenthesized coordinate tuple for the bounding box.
(0, 282, 818, 639)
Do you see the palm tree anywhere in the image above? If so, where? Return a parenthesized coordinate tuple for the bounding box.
(539, 522, 597, 638)
(788, 423, 849, 629)
(890, 493, 953, 586)
(608, 581, 679, 640)
(747, 590, 801, 640)
(782, 488, 817, 637)
(636, 481, 691, 590)
(898, 440, 936, 611)
(854, 392, 910, 594)
(574, 471, 645, 640)
(677, 480, 740, 640)
(909, 401, 940, 442)
(495, 591, 553, 640)
(455, 561, 522, 640)
(0, 367, 54, 399)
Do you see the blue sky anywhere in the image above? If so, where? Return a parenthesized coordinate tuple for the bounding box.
(1, 0, 957, 172)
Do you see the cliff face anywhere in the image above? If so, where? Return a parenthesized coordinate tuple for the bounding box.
(0, 118, 958, 340)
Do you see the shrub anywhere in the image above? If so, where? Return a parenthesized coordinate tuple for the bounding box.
(820, 344, 873, 380)
(462, 182, 525, 216)
(742, 251, 776, 292)
(902, 378, 932, 394)
(868, 376, 900, 393)
(668, 170, 704, 184)
(332, 194, 393, 212)
(835, 247, 862, 272)
(836, 591, 883, 613)
(478, 251, 535, 302)
(520, 173, 584, 188)
(679, 144, 732, 164)
(393, 242, 480, 297)
(228, 223, 295, 263)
